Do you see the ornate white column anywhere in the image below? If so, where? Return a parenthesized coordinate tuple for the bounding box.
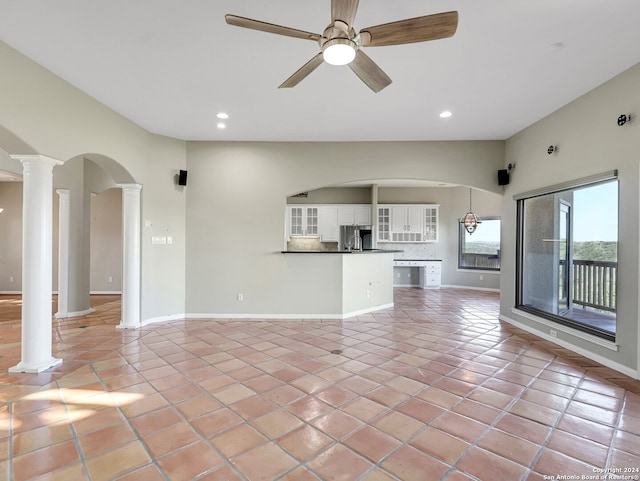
(55, 189, 70, 318)
(9, 155, 64, 373)
(117, 183, 142, 329)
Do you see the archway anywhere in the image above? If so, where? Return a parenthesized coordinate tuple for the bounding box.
(54, 154, 140, 330)
(284, 177, 503, 292)
(0, 127, 142, 372)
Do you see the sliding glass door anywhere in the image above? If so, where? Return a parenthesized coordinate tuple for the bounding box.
(516, 173, 618, 341)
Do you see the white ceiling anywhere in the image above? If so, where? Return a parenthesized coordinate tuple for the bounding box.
(0, 1, 639, 143)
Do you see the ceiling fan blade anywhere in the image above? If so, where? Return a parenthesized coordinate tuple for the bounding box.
(348, 50, 391, 93)
(225, 14, 321, 42)
(332, 0, 359, 27)
(279, 53, 324, 89)
(360, 11, 458, 47)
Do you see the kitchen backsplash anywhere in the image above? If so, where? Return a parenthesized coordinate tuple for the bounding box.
(286, 238, 439, 258)
(379, 243, 438, 259)
(287, 237, 338, 251)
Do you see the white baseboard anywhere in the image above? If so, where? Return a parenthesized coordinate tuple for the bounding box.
(55, 308, 95, 319)
(1, 291, 121, 295)
(500, 312, 638, 380)
(442, 284, 500, 293)
(142, 303, 395, 326)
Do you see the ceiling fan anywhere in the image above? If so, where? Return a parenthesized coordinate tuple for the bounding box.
(225, 0, 458, 93)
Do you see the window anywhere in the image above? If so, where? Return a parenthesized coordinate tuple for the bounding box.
(459, 217, 501, 271)
(515, 172, 618, 341)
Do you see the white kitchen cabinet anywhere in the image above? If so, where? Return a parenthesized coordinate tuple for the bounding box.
(354, 205, 371, 225)
(288, 206, 319, 237)
(378, 204, 439, 243)
(424, 205, 439, 242)
(423, 261, 442, 288)
(390, 205, 424, 242)
(338, 205, 371, 226)
(378, 206, 391, 241)
(318, 206, 339, 242)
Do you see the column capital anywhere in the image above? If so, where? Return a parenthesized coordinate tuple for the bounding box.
(117, 183, 142, 192)
(56, 188, 71, 199)
(11, 154, 65, 167)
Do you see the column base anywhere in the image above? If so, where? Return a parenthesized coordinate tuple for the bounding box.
(55, 307, 95, 319)
(9, 357, 63, 373)
(116, 322, 141, 330)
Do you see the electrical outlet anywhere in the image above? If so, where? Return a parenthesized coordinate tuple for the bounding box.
(237, 293, 243, 301)
(550, 329, 557, 338)
(480, 275, 484, 281)
(108, 276, 113, 283)
(366, 290, 371, 298)
(9, 276, 14, 282)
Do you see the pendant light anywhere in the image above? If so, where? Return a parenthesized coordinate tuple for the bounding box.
(460, 188, 481, 234)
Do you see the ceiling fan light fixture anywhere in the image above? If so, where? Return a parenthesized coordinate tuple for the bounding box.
(322, 38, 356, 65)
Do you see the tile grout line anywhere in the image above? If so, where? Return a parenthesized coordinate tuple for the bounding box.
(430, 336, 564, 480)
(519, 366, 589, 480)
(254, 320, 540, 480)
(54, 376, 94, 481)
(137, 328, 252, 481)
(605, 389, 628, 471)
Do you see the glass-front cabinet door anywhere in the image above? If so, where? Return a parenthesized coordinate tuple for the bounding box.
(424, 206, 439, 241)
(305, 207, 318, 236)
(289, 207, 303, 236)
(288, 206, 319, 236)
(378, 207, 390, 241)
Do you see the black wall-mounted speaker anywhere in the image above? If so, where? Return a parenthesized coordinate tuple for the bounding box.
(498, 169, 509, 186)
(178, 170, 188, 186)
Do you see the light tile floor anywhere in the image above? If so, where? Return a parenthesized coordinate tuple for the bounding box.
(0, 289, 639, 480)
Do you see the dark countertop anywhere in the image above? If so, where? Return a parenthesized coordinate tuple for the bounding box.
(281, 249, 402, 254)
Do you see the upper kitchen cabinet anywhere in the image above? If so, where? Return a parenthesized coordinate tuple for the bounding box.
(391, 205, 423, 240)
(318, 206, 339, 242)
(288, 206, 318, 237)
(378, 204, 439, 243)
(337, 205, 371, 226)
(424, 205, 439, 241)
(287, 205, 339, 241)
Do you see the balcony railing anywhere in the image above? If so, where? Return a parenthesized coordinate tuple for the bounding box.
(571, 260, 617, 313)
(459, 253, 500, 270)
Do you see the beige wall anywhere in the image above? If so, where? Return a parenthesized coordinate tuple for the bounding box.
(0, 182, 23, 292)
(0, 40, 187, 321)
(1, 35, 638, 376)
(502, 62, 640, 375)
(90, 188, 122, 292)
(287, 187, 373, 204)
(185, 141, 504, 315)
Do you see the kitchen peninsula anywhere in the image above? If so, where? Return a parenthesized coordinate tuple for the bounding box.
(281, 250, 397, 319)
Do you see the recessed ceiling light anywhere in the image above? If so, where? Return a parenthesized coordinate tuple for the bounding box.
(439, 111, 453, 118)
(216, 112, 229, 119)
(217, 123, 226, 129)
